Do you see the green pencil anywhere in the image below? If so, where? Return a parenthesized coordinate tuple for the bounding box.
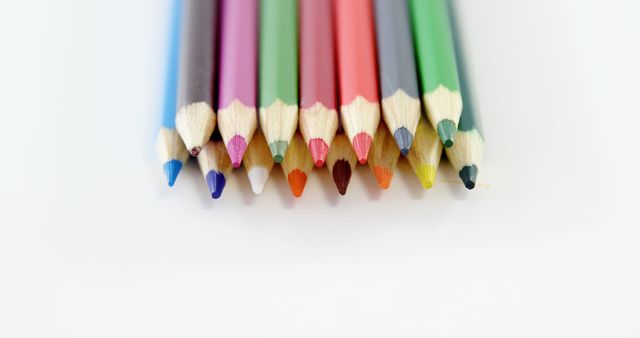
(409, 0, 462, 148)
(259, 0, 299, 163)
(445, 0, 485, 190)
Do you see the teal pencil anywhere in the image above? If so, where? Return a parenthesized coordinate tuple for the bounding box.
(445, 2, 485, 189)
(156, 0, 188, 187)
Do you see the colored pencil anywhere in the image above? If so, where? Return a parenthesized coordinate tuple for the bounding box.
(259, 0, 299, 163)
(334, 0, 381, 164)
(299, 0, 339, 167)
(409, 0, 462, 148)
(242, 129, 274, 195)
(197, 140, 232, 199)
(156, 0, 188, 187)
(217, 0, 258, 168)
(175, 0, 217, 157)
(373, 0, 421, 156)
(281, 132, 313, 198)
(445, 2, 485, 190)
(407, 116, 443, 189)
(326, 133, 357, 196)
(368, 122, 400, 189)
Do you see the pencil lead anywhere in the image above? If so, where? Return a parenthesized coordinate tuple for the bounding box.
(309, 138, 329, 167)
(206, 171, 226, 199)
(227, 135, 248, 168)
(393, 127, 413, 156)
(332, 159, 352, 195)
(459, 165, 478, 190)
(270, 140, 288, 163)
(436, 120, 457, 148)
(190, 146, 202, 157)
(373, 166, 394, 189)
(163, 160, 183, 187)
(247, 167, 269, 194)
(415, 165, 437, 189)
(352, 132, 373, 164)
(287, 169, 307, 198)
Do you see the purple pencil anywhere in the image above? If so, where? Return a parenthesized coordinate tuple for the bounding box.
(217, 0, 258, 168)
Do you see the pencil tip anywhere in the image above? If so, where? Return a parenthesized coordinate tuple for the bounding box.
(287, 169, 307, 198)
(227, 135, 247, 168)
(393, 127, 413, 156)
(206, 171, 226, 199)
(415, 165, 437, 189)
(269, 140, 288, 163)
(332, 159, 352, 195)
(309, 138, 329, 167)
(437, 120, 457, 148)
(190, 146, 202, 157)
(459, 165, 478, 190)
(247, 167, 269, 194)
(163, 160, 183, 187)
(352, 132, 372, 164)
(373, 166, 393, 189)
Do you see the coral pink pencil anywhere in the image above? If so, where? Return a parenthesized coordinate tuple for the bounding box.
(334, 0, 381, 164)
(299, 0, 338, 167)
(217, 0, 258, 168)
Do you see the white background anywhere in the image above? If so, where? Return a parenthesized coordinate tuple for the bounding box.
(1, 0, 639, 337)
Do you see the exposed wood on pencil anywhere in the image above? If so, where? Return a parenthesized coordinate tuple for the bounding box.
(280, 132, 314, 198)
(326, 134, 358, 195)
(406, 116, 443, 189)
(197, 140, 232, 199)
(368, 122, 400, 189)
(242, 129, 274, 195)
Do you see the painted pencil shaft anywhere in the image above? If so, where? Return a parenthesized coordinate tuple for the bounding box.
(368, 122, 400, 189)
(407, 116, 443, 189)
(409, 0, 462, 148)
(281, 132, 314, 198)
(300, 0, 338, 167)
(259, 0, 299, 163)
(326, 134, 357, 195)
(243, 129, 274, 195)
(197, 140, 232, 199)
(299, 0, 338, 167)
(157, 0, 188, 187)
(445, 2, 485, 190)
(373, 0, 421, 156)
(334, 0, 381, 164)
(217, 0, 258, 168)
(176, 0, 217, 157)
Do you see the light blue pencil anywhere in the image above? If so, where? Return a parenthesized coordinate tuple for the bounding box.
(156, 0, 188, 187)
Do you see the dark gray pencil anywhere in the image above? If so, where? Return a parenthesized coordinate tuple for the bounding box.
(373, 0, 421, 156)
(175, 0, 217, 157)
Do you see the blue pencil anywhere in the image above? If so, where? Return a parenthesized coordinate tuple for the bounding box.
(156, 0, 188, 187)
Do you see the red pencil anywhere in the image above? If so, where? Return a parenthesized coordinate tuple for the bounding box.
(299, 0, 338, 167)
(334, 0, 381, 164)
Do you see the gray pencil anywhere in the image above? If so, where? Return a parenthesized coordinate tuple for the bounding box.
(175, 0, 217, 157)
(373, 0, 421, 156)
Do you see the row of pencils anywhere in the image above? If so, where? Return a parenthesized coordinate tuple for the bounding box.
(156, 0, 484, 198)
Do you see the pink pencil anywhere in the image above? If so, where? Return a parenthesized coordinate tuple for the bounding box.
(217, 0, 258, 168)
(299, 0, 339, 167)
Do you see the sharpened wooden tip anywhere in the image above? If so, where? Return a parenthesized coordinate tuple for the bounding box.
(281, 132, 314, 198)
(368, 122, 400, 189)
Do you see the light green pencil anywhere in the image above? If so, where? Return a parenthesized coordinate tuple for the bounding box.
(259, 0, 299, 163)
(409, 0, 462, 148)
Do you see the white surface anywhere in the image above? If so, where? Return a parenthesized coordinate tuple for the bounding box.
(1, 0, 639, 337)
